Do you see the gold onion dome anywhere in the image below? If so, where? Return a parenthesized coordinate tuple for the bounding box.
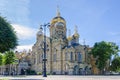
(73, 25, 79, 38)
(67, 36, 72, 41)
(51, 7, 66, 24)
(74, 32, 79, 38)
(67, 29, 72, 41)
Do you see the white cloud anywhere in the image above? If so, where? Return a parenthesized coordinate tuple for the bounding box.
(12, 24, 37, 40)
(15, 44, 33, 52)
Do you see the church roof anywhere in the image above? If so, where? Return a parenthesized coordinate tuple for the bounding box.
(71, 43, 80, 47)
(67, 43, 80, 48)
(53, 16, 65, 21)
(50, 7, 66, 24)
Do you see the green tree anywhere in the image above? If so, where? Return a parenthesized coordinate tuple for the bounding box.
(110, 57, 120, 72)
(0, 53, 3, 65)
(89, 41, 119, 74)
(0, 16, 18, 53)
(4, 51, 16, 65)
(4, 51, 16, 75)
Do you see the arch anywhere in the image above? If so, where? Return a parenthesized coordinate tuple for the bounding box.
(64, 63, 70, 75)
(73, 65, 79, 75)
(70, 52, 73, 61)
(53, 53, 57, 61)
(65, 52, 68, 61)
(39, 54, 43, 63)
(75, 53, 77, 61)
(21, 68, 25, 75)
(78, 52, 82, 62)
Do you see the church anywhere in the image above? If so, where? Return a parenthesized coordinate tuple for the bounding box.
(31, 9, 92, 75)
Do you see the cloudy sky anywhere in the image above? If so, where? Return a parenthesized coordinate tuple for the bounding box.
(0, 0, 120, 51)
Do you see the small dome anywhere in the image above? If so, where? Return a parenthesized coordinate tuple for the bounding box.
(73, 25, 79, 38)
(73, 33, 79, 38)
(67, 36, 72, 41)
(37, 27, 43, 36)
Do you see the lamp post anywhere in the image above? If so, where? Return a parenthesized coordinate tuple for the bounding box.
(40, 23, 50, 77)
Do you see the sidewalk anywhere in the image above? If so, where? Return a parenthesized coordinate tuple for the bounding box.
(0, 75, 120, 80)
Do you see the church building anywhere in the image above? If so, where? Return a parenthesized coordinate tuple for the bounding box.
(31, 9, 92, 75)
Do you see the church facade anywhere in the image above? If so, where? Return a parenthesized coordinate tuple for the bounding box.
(31, 10, 92, 75)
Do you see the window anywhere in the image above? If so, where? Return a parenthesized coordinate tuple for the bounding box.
(39, 54, 42, 63)
(34, 58, 36, 64)
(75, 53, 77, 61)
(39, 54, 41, 63)
(78, 53, 82, 62)
(65, 53, 68, 61)
(53, 54, 57, 62)
(70, 52, 73, 61)
(41, 54, 43, 62)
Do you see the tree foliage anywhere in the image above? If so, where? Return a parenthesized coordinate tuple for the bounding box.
(89, 41, 119, 73)
(0, 16, 18, 53)
(110, 57, 120, 72)
(4, 51, 17, 75)
(4, 51, 16, 65)
(0, 53, 3, 65)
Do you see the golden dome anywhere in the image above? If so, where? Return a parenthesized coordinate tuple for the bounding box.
(67, 36, 72, 41)
(73, 33, 79, 38)
(73, 25, 79, 38)
(50, 7, 66, 24)
(51, 17, 66, 24)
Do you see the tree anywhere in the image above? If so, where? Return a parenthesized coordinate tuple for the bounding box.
(0, 53, 3, 65)
(4, 51, 16, 75)
(4, 51, 16, 65)
(110, 57, 120, 72)
(89, 41, 119, 74)
(0, 16, 18, 53)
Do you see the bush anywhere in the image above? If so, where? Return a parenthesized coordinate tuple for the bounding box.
(37, 72, 42, 75)
(37, 72, 51, 75)
(47, 72, 50, 75)
(26, 69, 36, 75)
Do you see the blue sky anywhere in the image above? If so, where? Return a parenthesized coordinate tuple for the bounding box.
(0, 0, 120, 51)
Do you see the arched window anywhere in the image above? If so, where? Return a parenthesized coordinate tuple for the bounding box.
(53, 54, 57, 62)
(78, 53, 82, 62)
(65, 64, 69, 71)
(65, 52, 68, 61)
(39, 53, 43, 63)
(34, 58, 36, 64)
(70, 52, 73, 61)
(39, 54, 41, 63)
(75, 53, 77, 61)
(40, 54, 43, 62)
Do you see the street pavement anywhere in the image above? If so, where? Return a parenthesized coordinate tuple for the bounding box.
(0, 75, 120, 80)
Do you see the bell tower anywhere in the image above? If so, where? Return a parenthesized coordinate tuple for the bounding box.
(50, 7, 67, 41)
(49, 7, 67, 74)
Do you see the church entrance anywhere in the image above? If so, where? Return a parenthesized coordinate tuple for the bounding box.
(21, 68, 26, 75)
(73, 65, 79, 75)
(65, 64, 69, 75)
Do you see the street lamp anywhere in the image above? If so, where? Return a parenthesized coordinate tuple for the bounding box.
(40, 23, 50, 77)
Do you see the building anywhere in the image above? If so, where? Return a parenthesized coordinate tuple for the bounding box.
(0, 50, 32, 75)
(31, 9, 92, 75)
(15, 50, 32, 75)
